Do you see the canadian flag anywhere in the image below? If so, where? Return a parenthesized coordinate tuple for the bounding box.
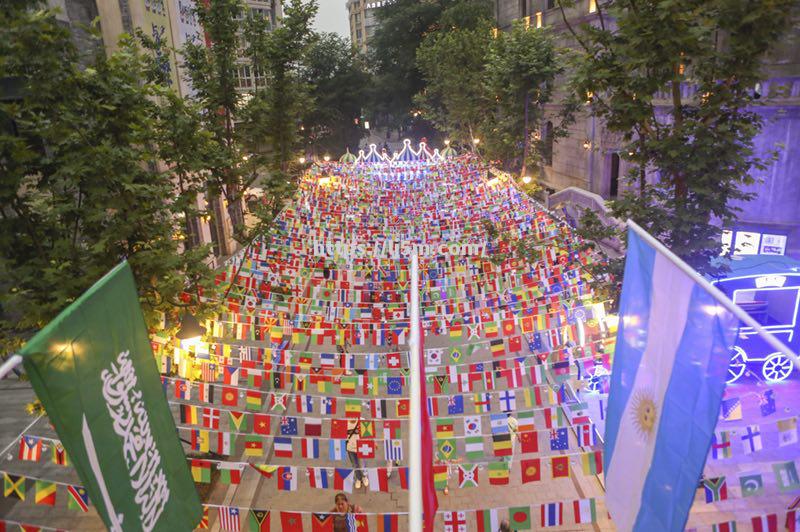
(367, 468, 390, 492)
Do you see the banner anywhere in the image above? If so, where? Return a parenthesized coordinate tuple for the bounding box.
(20, 262, 202, 531)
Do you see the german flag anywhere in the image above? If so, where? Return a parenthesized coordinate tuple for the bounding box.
(180, 404, 198, 425)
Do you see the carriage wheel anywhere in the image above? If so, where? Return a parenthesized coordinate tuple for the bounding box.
(762, 352, 794, 383)
(726, 347, 747, 384)
(587, 366, 609, 393)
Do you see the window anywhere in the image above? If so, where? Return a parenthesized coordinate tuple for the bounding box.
(546, 0, 555, 9)
(253, 66, 266, 88)
(535, 11, 542, 28)
(610, 153, 620, 198)
(520, 0, 528, 17)
(236, 65, 252, 89)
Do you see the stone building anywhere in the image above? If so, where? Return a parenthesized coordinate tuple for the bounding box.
(493, 0, 800, 258)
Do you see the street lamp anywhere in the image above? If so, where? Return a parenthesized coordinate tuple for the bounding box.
(176, 313, 206, 347)
(522, 175, 532, 184)
(472, 138, 481, 146)
(323, 155, 331, 162)
(444, 139, 450, 146)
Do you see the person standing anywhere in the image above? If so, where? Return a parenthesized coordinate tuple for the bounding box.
(346, 418, 368, 489)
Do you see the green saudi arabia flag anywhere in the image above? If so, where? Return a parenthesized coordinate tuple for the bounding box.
(20, 262, 202, 531)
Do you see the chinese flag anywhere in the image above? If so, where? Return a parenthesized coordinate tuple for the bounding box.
(330, 419, 350, 440)
(508, 336, 522, 353)
(519, 431, 539, 454)
(520, 458, 541, 483)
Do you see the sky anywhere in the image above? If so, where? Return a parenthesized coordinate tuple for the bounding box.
(312, 1, 350, 38)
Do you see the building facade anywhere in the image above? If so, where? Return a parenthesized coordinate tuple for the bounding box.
(494, 0, 800, 258)
(346, 0, 392, 54)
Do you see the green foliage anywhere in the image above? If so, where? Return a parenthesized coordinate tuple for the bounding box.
(482, 22, 561, 175)
(559, 0, 792, 275)
(0, 3, 217, 351)
(415, 18, 493, 146)
(302, 33, 370, 157)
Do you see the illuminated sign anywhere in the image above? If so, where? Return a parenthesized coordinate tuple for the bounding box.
(733, 231, 761, 255)
(760, 233, 787, 256)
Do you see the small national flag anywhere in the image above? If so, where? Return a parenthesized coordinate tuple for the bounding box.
(18, 436, 42, 461)
(312, 513, 334, 531)
(302, 438, 320, 459)
(52, 442, 69, 466)
(458, 465, 479, 488)
(34, 480, 56, 506)
(509, 506, 532, 530)
(488, 462, 509, 485)
(710, 430, 732, 459)
(244, 435, 264, 456)
(383, 439, 404, 461)
(376, 513, 399, 532)
(551, 456, 569, 478)
(219, 506, 241, 531)
(738, 472, 764, 497)
(67, 484, 89, 512)
(252, 413, 271, 435)
(280, 511, 304, 531)
(444, 511, 468, 531)
(329, 439, 347, 461)
(540, 502, 563, 527)
(521, 458, 541, 483)
(740, 425, 763, 454)
(581, 450, 603, 475)
(229, 410, 248, 432)
(476, 509, 499, 532)
(308, 467, 329, 489)
(277, 466, 298, 491)
(703, 476, 728, 502)
(274, 437, 293, 458)
(246, 390, 262, 410)
(549, 428, 569, 451)
(218, 463, 243, 485)
(711, 521, 737, 532)
(357, 440, 376, 459)
(719, 397, 742, 421)
(433, 464, 448, 490)
(751, 514, 779, 532)
(464, 436, 484, 460)
(191, 459, 212, 483)
(777, 417, 798, 446)
(248, 509, 270, 532)
(197, 506, 209, 529)
(773, 461, 800, 492)
(573, 499, 597, 524)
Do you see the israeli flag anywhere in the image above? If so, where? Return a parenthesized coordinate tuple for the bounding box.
(604, 224, 739, 531)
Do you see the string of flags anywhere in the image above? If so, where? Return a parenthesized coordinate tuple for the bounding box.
(192, 497, 602, 531)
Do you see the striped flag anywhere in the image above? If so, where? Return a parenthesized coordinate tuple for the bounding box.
(573, 499, 596, 524)
(218, 506, 241, 531)
(476, 509, 499, 532)
(540, 502, 563, 527)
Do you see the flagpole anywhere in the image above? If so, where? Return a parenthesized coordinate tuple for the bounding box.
(0, 354, 22, 380)
(626, 219, 800, 369)
(408, 252, 422, 532)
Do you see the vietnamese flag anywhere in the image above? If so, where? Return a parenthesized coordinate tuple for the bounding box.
(252, 413, 270, 435)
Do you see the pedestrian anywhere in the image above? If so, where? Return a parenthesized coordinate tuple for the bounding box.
(330, 493, 363, 532)
(346, 418, 368, 489)
(498, 519, 513, 531)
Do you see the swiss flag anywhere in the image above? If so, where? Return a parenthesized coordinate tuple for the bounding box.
(357, 440, 375, 459)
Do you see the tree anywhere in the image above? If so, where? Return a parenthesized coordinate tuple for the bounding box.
(483, 22, 561, 175)
(0, 2, 217, 351)
(415, 10, 493, 146)
(183, 0, 246, 242)
(558, 0, 793, 275)
(302, 33, 371, 157)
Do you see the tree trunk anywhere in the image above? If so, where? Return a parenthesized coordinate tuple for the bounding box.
(670, 78, 687, 200)
(521, 91, 530, 177)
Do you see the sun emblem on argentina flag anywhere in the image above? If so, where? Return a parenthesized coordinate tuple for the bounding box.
(631, 388, 658, 440)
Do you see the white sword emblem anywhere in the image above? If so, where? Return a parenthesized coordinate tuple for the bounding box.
(82, 415, 124, 531)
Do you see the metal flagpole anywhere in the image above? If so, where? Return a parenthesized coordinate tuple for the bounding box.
(408, 252, 422, 532)
(627, 219, 800, 368)
(0, 354, 22, 380)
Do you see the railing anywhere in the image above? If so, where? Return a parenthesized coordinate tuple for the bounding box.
(547, 187, 625, 257)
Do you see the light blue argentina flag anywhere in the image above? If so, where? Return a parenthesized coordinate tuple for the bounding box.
(604, 223, 739, 531)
